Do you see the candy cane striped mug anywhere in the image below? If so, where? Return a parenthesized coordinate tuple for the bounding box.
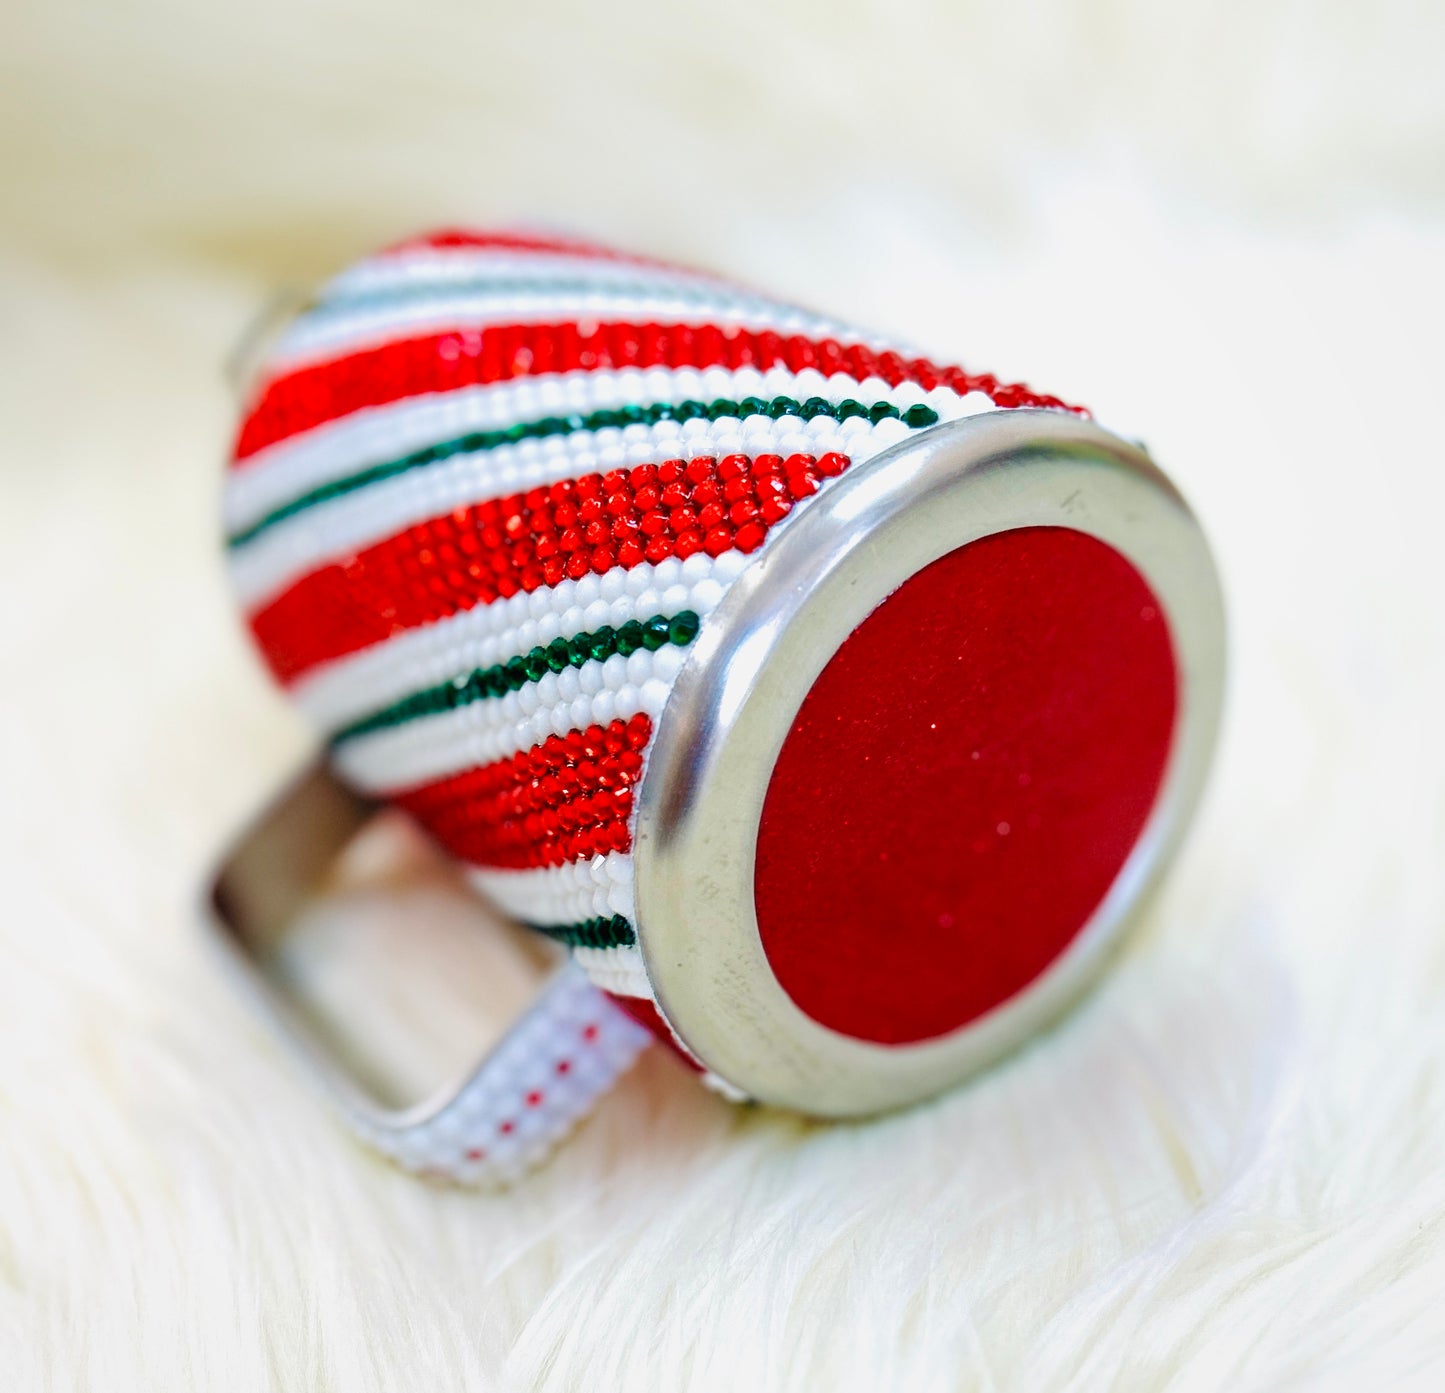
(209, 229, 1225, 1183)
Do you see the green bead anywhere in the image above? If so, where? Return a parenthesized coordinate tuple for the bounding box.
(617, 404, 647, 425)
(676, 399, 707, 421)
(667, 610, 700, 645)
(868, 401, 896, 423)
(642, 614, 671, 651)
(707, 398, 736, 420)
(590, 409, 620, 430)
(801, 396, 832, 419)
(616, 620, 645, 655)
(546, 637, 572, 672)
(563, 414, 586, 432)
(504, 656, 528, 689)
(523, 647, 549, 682)
(587, 625, 616, 661)
(738, 396, 767, 418)
(903, 403, 940, 428)
(566, 636, 589, 667)
(767, 395, 795, 418)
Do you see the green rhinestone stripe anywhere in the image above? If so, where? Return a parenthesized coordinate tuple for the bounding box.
(524, 913, 636, 951)
(228, 395, 940, 548)
(330, 610, 701, 746)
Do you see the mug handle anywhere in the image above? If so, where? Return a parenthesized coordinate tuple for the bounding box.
(205, 762, 651, 1184)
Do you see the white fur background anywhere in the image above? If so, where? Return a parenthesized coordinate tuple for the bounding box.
(3, 2, 1445, 1388)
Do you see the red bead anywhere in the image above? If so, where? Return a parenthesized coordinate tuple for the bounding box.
(735, 521, 768, 552)
(785, 336, 817, 372)
(703, 525, 735, 557)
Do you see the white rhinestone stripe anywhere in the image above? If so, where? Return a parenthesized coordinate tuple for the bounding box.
(223, 362, 975, 538)
(343, 961, 651, 1185)
(335, 644, 683, 794)
(570, 945, 651, 999)
(293, 551, 746, 734)
(274, 280, 871, 371)
(467, 855, 634, 927)
(318, 248, 747, 303)
(228, 407, 934, 610)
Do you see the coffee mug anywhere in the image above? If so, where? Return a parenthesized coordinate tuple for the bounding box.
(210, 228, 1225, 1183)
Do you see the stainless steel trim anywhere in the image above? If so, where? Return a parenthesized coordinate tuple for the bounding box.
(633, 410, 1227, 1116)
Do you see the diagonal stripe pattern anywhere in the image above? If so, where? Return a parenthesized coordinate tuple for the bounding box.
(250, 449, 851, 683)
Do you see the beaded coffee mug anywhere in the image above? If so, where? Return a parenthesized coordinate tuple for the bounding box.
(210, 229, 1225, 1183)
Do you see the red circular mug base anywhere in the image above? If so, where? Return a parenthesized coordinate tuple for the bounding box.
(753, 525, 1179, 1045)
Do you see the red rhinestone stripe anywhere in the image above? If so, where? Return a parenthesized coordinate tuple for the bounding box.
(380, 228, 649, 260)
(391, 714, 651, 869)
(250, 450, 851, 684)
(233, 319, 1078, 462)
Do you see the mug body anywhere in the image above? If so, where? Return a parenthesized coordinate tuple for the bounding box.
(223, 228, 1224, 1116)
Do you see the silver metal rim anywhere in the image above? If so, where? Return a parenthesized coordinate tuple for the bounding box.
(632, 409, 1226, 1117)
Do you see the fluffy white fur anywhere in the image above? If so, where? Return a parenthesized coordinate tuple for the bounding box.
(3, 2, 1444, 1388)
